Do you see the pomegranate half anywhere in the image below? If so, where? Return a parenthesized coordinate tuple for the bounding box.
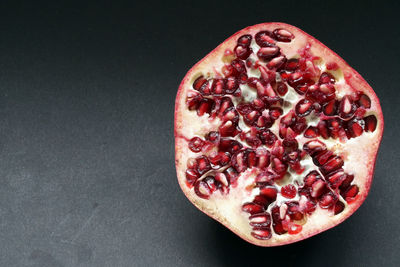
(174, 22, 383, 246)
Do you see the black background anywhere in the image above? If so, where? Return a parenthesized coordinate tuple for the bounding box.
(0, 1, 398, 266)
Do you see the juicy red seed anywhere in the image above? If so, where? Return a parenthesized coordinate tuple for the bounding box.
(260, 186, 278, 201)
(304, 170, 322, 187)
(272, 28, 294, 42)
(247, 77, 260, 89)
(288, 224, 302, 235)
(251, 228, 272, 240)
(185, 168, 199, 185)
(304, 126, 319, 138)
(319, 191, 338, 209)
(334, 201, 345, 215)
(267, 55, 287, 69)
(231, 59, 246, 74)
(286, 201, 303, 220)
(206, 131, 220, 143)
(269, 107, 283, 120)
(219, 138, 242, 154)
(194, 180, 212, 199)
(326, 62, 339, 70)
(327, 170, 346, 188)
(339, 95, 356, 119)
(237, 34, 252, 47)
(295, 99, 313, 117)
(219, 120, 239, 137)
(273, 222, 287, 235)
(224, 167, 239, 184)
(234, 45, 252, 60)
(281, 184, 297, 198)
(203, 176, 218, 192)
(242, 202, 264, 214)
(196, 156, 211, 175)
(310, 179, 327, 198)
(197, 98, 215, 116)
(346, 118, 364, 138)
(259, 129, 277, 146)
(341, 184, 359, 201)
(255, 30, 274, 47)
(303, 140, 327, 156)
(323, 99, 337, 116)
(339, 174, 354, 191)
(313, 150, 334, 166)
(225, 77, 239, 93)
(257, 46, 280, 61)
(193, 76, 208, 91)
(364, 115, 377, 132)
(283, 58, 299, 71)
(358, 94, 371, 108)
(320, 156, 344, 175)
(255, 171, 276, 185)
(317, 120, 329, 139)
(276, 82, 288, 96)
(253, 195, 270, 206)
(188, 137, 204, 152)
(249, 212, 271, 227)
(319, 72, 335, 84)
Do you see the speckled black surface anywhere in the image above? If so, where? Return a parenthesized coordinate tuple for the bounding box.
(0, 1, 398, 266)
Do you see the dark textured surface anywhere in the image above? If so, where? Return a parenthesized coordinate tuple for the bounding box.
(0, 1, 398, 266)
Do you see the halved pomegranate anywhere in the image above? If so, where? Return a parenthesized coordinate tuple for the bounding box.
(174, 23, 383, 246)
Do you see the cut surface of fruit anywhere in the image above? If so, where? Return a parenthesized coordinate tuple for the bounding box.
(174, 22, 383, 247)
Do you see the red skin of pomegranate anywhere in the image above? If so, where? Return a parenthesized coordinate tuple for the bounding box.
(174, 23, 384, 246)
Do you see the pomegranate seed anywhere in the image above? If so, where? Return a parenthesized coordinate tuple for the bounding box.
(320, 156, 344, 175)
(194, 180, 212, 199)
(196, 156, 211, 175)
(304, 126, 319, 138)
(346, 118, 364, 138)
(319, 191, 338, 209)
(339, 174, 354, 191)
(253, 195, 270, 206)
(303, 140, 327, 156)
(275, 82, 288, 96)
(310, 179, 327, 198)
(203, 176, 218, 192)
(185, 168, 199, 185)
(206, 131, 220, 144)
(303, 171, 321, 187)
(272, 28, 294, 42)
(281, 184, 297, 199)
(259, 129, 277, 146)
(267, 55, 287, 69)
(234, 45, 252, 60)
(288, 223, 302, 235)
(251, 227, 272, 240)
(364, 115, 377, 132)
(219, 120, 239, 137)
(249, 212, 271, 227)
(256, 171, 276, 185)
(255, 30, 275, 47)
(334, 201, 345, 215)
(326, 62, 339, 70)
(322, 99, 337, 116)
(269, 107, 283, 120)
(318, 72, 335, 84)
(357, 93, 371, 108)
(295, 99, 313, 117)
(338, 95, 356, 119)
(197, 98, 215, 116)
(313, 150, 334, 166)
(225, 77, 238, 93)
(193, 76, 208, 91)
(237, 34, 252, 47)
(242, 202, 264, 214)
(224, 167, 239, 184)
(218, 138, 242, 154)
(257, 46, 280, 61)
(260, 186, 278, 201)
(283, 58, 299, 71)
(286, 201, 303, 220)
(317, 120, 329, 139)
(327, 170, 346, 188)
(341, 184, 359, 202)
(231, 59, 246, 74)
(188, 137, 204, 152)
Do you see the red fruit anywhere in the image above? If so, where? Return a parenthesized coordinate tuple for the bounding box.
(175, 23, 384, 247)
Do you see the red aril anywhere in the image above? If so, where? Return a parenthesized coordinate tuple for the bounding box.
(175, 23, 383, 246)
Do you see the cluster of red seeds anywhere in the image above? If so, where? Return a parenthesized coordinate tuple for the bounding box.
(184, 28, 377, 240)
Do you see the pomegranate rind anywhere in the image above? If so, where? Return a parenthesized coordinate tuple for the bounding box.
(174, 22, 384, 247)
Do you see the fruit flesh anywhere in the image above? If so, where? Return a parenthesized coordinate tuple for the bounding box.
(175, 23, 383, 246)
